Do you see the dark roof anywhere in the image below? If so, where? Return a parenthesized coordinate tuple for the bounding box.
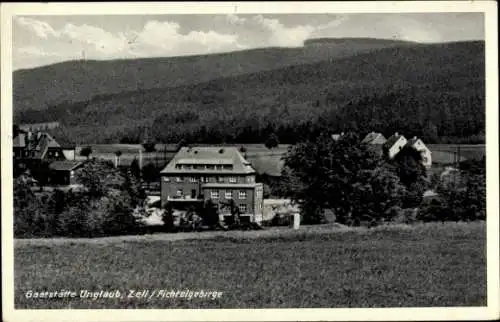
(406, 137, 420, 147)
(383, 133, 404, 149)
(160, 147, 255, 174)
(49, 160, 83, 171)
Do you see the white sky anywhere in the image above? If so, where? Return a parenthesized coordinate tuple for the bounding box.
(12, 13, 484, 70)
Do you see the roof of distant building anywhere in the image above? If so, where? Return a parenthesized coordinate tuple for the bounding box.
(362, 132, 387, 145)
(383, 133, 405, 149)
(406, 137, 420, 147)
(49, 160, 83, 171)
(160, 146, 256, 174)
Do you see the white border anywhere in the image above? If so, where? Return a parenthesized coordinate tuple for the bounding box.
(1, 2, 498, 321)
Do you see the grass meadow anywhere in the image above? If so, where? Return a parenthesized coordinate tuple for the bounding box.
(14, 222, 486, 309)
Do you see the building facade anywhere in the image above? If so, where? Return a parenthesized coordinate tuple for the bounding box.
(406, 137, 433, 168)
(383, 132, 408, 159)
(160, 147, 264, 223)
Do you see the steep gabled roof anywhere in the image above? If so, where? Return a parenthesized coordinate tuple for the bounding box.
(49, 160, 83, 171)
(362, 132, 387, 145)
(160, 146, 255, 174)
(406, 137, 420, 147)
(383, 133, 405, 149)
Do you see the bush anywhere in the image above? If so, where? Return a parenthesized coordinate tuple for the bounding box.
(14, 159, 148, 238)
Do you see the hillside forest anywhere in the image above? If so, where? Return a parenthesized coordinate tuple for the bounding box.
(14, 40, 485, 145)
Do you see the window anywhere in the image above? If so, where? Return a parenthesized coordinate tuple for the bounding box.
(190, 177, 198, 183)
(176, 189, 183, 197)
(163, 177, 170, 182)
(229, 176, 237, 183)
(176, 177, 182, 183)
(55, 151, 59, 157)
(246, 176, 254, 183)
(239, 204, 247, 213)
(239, 191, 247, 199)
(206, 165, 215, 170)
(217, 176, 224, 183)
(225, 190, 233, 199)
(211, 190, 219, 199)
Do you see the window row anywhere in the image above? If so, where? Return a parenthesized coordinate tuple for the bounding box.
(175, 164, 234, 170)
(164, 176, 254, 183)
(210, 190, 247, 199)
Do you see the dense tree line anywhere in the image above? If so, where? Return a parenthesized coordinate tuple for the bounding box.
(279, 132, 486, 226)
(16, 87, 485, 146)
(14, 41, 484, 145)
(14, 159, 147, 238)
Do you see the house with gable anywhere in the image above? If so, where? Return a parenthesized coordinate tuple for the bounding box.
(382, 132, 408, 160)
(361, 132, 387, 156)
(381, 132, 432, 168)
(13, 126, 81, 186)
(405, 136, 432, 168)
(159, 146, 264, 223)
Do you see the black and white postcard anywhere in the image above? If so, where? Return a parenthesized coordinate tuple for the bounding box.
(1, 2, 498, 321)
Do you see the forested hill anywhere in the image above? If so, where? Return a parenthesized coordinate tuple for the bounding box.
(15, 40, 484, 145)
(13, 38, 415, 112)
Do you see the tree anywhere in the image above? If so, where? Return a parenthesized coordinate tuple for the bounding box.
(130, 158, 141, 178)
(265, 133, 280, 150)
(14, 177, 45, 237)
(220, 199, 241, 228)
(162, 202, 175, 232)
(80, 146, 92, 159)
(391, 145, 429, 208)
(350, 165, 407, 226)
(141, 163, 159, 183)
(74, 160, 124, 198)
(142, 142, 156, 153)
(115, 150, 122, 167)
(282, 132, 386, 225)
(30, 161, 51, 191)
(201, 199, 220, 228)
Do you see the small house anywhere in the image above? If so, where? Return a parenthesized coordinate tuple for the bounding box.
(383, 132, 408, 159)
(406, 136, 432, 168)
(48, 160, 83, 186)
(361, 132, 387, 156)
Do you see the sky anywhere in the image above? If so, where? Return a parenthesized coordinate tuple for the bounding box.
(12, 13, 484, 70)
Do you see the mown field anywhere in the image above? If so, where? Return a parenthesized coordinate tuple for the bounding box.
(14, 222, 486, 309)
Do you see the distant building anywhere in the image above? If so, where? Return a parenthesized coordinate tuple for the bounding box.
(361, 132, 387, 145)
(383, 132, 408, 159)
(159, 147, 264, 223)
(381, 132, 432, 168)
(361, 132, 387, 156)
(19, 121, 60, 132)
(331, 132, 345, 141)
(13, 127, 78, 185)
(405, 136, 432, 168)
(48, 160, 83, 186)
(13, 129, 75, 162)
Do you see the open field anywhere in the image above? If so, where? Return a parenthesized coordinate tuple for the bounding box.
(14, 222, 486, 308)
(76, 143, 484, 176)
